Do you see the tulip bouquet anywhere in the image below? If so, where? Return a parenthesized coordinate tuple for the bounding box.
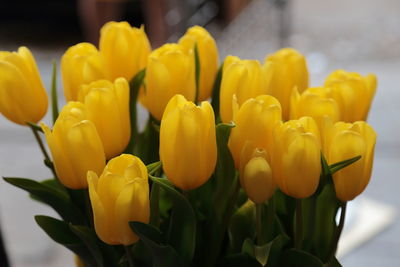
(0, 21, 377, 267)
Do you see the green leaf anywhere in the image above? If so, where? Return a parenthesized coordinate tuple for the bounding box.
(194, 42, 201, 103)
(129, 222, 182, 267)
(329, 155, 361, 174)
(229, 200, 256, 252)
(125, 68, 146, 154)
(313, 184, 340, 260)
(149, 175, 196, 265)
(266, 235, 290, 267)
(281, 249, 324, 267)
(241, 238, 272, 267)
(324, 257, 343, 267)
(35, 215, 97, 267)
(211, 64, 224, 120)
(3, 177, 84, 224)
(214, 122, 236, 222)
(69, 225, 103, 267)
(51, 60, 59, 123)
(220, 253, 261, 267)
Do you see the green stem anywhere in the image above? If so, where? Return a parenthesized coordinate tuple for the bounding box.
(124, 245, 135, 267)
(194, 42, 200, 104)
(326, 202, 347, 262)
(28, 122, 57, 177)
(295, 199, 303, 249)
(51, 59, 59, 123)
(150, 183, 160, 227)
(266, 197, 275, 241)
(256, 203, 263, 245)
(308, 195, 317, 246)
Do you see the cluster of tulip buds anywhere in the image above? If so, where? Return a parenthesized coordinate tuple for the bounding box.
(0, 21, 376, 267)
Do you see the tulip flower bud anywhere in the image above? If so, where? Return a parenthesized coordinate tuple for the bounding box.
(228, 95, 282, 169)
(324, 70, 377, 122)
(272, 117, 321, 199)
(99, 21, 151, 81)
(290, 86, 340, 132)
(179, 25, 219, 101)
(141, 44, 196, 120)
(0, 46, 48, 125)
(160, 94, 217, 191)
(220, 56, 273, 122)
(41, 102, 106, 189)
(264, 48, 309, 120)
(324, 121, 376, 201)
(78, 78, 131, 159)
(61, 43, 105, 101)
(239, 142, 275, 204)
(87, 154, 150, 245)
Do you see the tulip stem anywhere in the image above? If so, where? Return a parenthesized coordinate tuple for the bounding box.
(194, 42, 200, 104)
(124, 245, 135, 267)
(256, 203, 263, 245)
(326, 202, 347, 262)
(295, 199, 303, 249)
(266, 197, 275, 241)
(28, 122, 57, 177)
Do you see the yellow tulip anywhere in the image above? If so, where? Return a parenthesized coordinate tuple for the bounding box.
(290, 86, 340, 131)
(41, 102, 105, 189)
(61, 43, 105, 101)
(220, 56, 273, 122)
(239, 142, 275, 204)
(78, 78, 131, 159)
(272, 117, 321, 199)
(228, 95, 282, 169)
(87, 154, 150, 245)
(140, 44, 196, 120)
(0, 46, 48, 125)
(324, 70, 377, 122)
(159, 94, 217, 191)
(265, 48, 309, 120)
(99, 21, 151, 81)
(324, 121, 376, 201)
(179, 25, 219, 101)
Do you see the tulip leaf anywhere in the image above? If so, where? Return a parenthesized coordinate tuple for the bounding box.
(241, 238, 272, 267)
(3, 177, 85, 225)
(194, 42, 201, 103)
(214, 122, 236, 222)
(149, 175, 196, 265)
(313, 184, 340, 260)
(35, 215, 97, 267)
(220, 253, 261, 267)
(329, 155, 361, 175)
(281, 249, 324, 267)
(51, 59, 59, 123)
(125, 68, 146, 154)
(211, 64, 224, 121)
(129, 221, 182, 267)
(69, 224, 104, 267)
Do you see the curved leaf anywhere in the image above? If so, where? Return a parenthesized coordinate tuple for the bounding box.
(281, 249, 324, 267)
(149, 175, 196, 265)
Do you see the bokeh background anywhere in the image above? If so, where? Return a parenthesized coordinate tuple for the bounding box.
(0, 0, 399, 266)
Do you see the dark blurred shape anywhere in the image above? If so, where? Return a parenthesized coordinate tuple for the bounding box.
(0, 223, 9, 267)
(0, 0, 252, 48)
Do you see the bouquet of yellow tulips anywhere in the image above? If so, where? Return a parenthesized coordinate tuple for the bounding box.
(0, 21, 377, 267)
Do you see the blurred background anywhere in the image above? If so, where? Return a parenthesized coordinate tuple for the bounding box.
(0, 0, 399, 266)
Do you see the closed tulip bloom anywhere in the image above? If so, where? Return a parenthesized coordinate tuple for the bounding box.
(272, 117, 321, 199)
(41, 102, 105, 189)
(141, 44, 196, 120)
(265, 48, 309, 120)
(87, 154, 150, 245)
(61, 43, 105, 101)
(324, 121, 376, 201)
(324, 70, 377, 122)
(99, 21, 151, 81)
(0, 46, 48, 125)
(239, 142, 275, 204)
(160, 94, 217, 191)
(291, 86, 340, 131)
(228, 95, 282, 169)
(78, 78, 130, 159)
(179, 25, 219, 101)
(220, 56, 273, 122)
